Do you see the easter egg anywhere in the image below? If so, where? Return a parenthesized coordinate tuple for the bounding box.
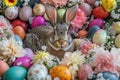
(88, 25, 100, 39)
(25, 48, 34, 60)
(57, 8, 66, 20)
(3, 66, 27, 80)
(27, 64, 48, 80)
(89, 18, 104, 29)
(112, 22, 120, 33)
(12, 26, 25, 40)
(14, 35, 23, 46)
(88, 72, 119, 80)
(50, 65, 72, 80)
(80, 3, 92, 16)
(92, 29, 107, 45)
(93, 6, 109, 19)
(115, 34, 120, 48)
(33, 4, 45, 16)
(77, 30, 88, 38)
(5, 6, 18, 20)
(13, 56, 32, 69)
(0, 60, 9, 77)
(31, 16, 46, 28)
(12, 19, 27, 31)
(19, 6, 32, 21)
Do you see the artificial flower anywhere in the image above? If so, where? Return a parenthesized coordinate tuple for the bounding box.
(71, 7, 87, 30)
(0, 37, 26, 65)
(78, 64, 93, 80)
(41, 0, 68, 7)
(33, 51, 59, 69)
(3, 0, 18, 7)
(102, 0, 116, 12)
(60, 51, 85, 78)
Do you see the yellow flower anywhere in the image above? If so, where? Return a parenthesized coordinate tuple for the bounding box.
(102, 0, 116, 12)
(4, 0, 18, 7)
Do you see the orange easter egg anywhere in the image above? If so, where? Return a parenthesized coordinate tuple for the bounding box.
(77, 30, 88, 38)
(50, 65, 72, 80)
(0, 60, 9, 77)
(13, 26, 25, 40)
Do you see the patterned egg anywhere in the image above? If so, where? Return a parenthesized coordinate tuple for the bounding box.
(12, 19, 27, 31)
(19, 6, 32, 21)
(12, 26, 25, 40)
(88, 72, 119, 80)
(0, 60, 9, 77)
(5, 6, 18, 20)
(93, 6, 109, 19)
(25, 48, 34, 60)
(92, 29, 107, 45)
(115, 34, 120, 48)
(89, 18, 104, 29)
(112, 22, 120, 33)
(33, 4, 45, 16)
(27, 64, 48, 80)
(13, 56, 32, 69)
(50, 65, 72, 80)
(88, 25, 100, 39)
(80, 3, 92, 16)
(3, 66, 27, 80)
(14, 35, 23, 46)
(31, 16, 46, 28)
(77, 30, 88, 38)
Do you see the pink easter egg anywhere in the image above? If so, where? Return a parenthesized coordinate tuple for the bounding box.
(13, 56, 32, 69)
(80, 3, 92, 16)
(88, 18, 104, 29)
(19, 6, 32, 21)
(31, 16, 46, 28)
(25, 48, 34, 59)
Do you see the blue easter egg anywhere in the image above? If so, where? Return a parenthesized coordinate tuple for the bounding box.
(87, 25, 100, 39)
(14, 35, 23, 46)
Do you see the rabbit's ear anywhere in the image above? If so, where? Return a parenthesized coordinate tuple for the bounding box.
(65, 5, 78, 23)
(45, 4, 57, 24)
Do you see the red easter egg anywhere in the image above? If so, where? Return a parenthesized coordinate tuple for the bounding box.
(77, 30, 88, 38)
(93, 6, 109, 19)
(0, 60, 9, 77)
(12, 19, 27, 31)
(12, 26, 25, 40)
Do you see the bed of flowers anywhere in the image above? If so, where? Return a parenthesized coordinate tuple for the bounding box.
(0, 0, 120, 80)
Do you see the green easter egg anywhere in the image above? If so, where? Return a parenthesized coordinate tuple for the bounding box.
(57, 8, 66, 21)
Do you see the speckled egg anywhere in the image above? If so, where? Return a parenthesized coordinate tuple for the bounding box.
(112, 22, 120, 33)
(88, 25, 100, 39)
(31, 16, 46, 28)
(115, 34, 120, 48)
(33, 4, 45, 16)
(27, 64, 48, 80)
(25, 48, 34, 60)
(77, 30, 88, 38)
(3, 66, 27, 80)
(19, 6, 32, 21)
(14, 35, 23, 46)
(50, 65, 72, 80)
(13, 56, 32, 69)
(5, 6, 18, 20)
(0, 60, 9, 77)
(88, 72, 119, 80)
(89, 18, 104, 29)
(92, 29, 107, 45)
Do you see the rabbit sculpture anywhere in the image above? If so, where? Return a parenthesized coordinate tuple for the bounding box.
(24, 4, 78, 58)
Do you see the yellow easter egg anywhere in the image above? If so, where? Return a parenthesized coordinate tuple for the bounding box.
(112, 22, 120, 33)
(115, 34, 120, 48)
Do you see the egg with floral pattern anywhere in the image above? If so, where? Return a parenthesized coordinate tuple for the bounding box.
(27, 64, 48, 80)
(5, 6, 18, 20)
(50, 65, 72, 80)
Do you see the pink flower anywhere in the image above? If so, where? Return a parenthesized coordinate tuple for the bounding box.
(78, 64, 93, 80)
(93, 52, 116, 73)
(41, 0, 68, 7)
(71, 7, 87, 30)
